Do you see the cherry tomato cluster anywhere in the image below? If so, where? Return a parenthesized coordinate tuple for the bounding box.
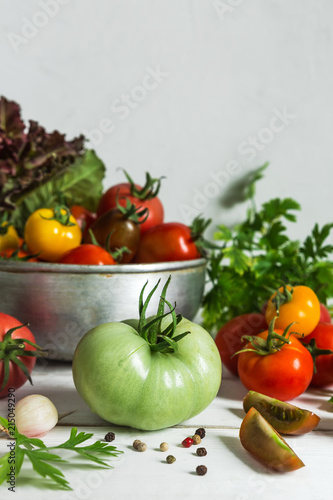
(0, 171, 205, 266)
(214, 283, 333, 400)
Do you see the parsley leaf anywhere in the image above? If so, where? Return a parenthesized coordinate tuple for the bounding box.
(0, 417, 123, 490)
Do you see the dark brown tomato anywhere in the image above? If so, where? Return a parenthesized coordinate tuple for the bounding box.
(84, 208, 140, 263)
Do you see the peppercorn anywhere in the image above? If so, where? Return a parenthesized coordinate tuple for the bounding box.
(104, 431, 115, 442)
(196, 447, 207, 457)
(196, 465, 207, 476)
(166, 455, 176, 464)
(133, 439, 141, 449)
(192, 434, 201, 445)
(137, 442, 147, 452)
(160, 442, 169, 452)
(182, 437, 194, 448)
(195, 428, 206, 439)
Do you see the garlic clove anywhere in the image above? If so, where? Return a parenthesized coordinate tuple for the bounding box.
(15, 394, 58, 438)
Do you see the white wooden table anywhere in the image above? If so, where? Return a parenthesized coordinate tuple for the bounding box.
(1, 361, 332, 500)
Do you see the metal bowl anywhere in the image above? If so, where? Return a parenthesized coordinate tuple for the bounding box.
(0, 259, 206, 361)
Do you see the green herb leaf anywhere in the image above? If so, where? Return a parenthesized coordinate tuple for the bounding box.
(26, 450, 70, 489)
(0, 419, 123, 491)
(223, 247, 250, 275)
(261, 198, 301, 222)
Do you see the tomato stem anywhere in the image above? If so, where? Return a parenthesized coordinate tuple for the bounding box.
(303, 338, 333, 374)
(234, 317, 295, 357)
(120, 169, 165, 200)
(189, 216, 220, 256)
(115, 194, 149, 224)
(136, 277, 190, 353)
(272, 284, 294, 316)
(40, 205, 76, 227)
(0, 324, 47, 391)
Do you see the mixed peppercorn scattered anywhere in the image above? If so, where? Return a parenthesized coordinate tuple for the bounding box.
(109, 428, 208, 475)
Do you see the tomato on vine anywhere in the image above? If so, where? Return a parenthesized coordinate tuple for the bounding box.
(97, 170, 164, 234)
(237, 318, 314, 400)
(265, 284, 320, 337)
(24, 206, 82, 262)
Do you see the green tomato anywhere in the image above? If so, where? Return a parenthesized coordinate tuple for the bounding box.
(72, 317, 222, 431)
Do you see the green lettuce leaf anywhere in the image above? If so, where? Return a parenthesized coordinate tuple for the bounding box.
(11, 149, 105, 234)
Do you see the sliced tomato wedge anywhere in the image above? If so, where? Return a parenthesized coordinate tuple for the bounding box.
(243, 391, 320, 435)
(240, 407, 305, 472)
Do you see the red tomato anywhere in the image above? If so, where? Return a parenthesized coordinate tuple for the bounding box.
(58, 244, 116, 265)
(319, 303, 331, 323)
(237, 328, 314, 401)
(215, 313, 267, 376)
(134, 222, 201, 263)
(97, 173, 164, 234)
(70, 205, 96, 237)
(302, 323, 333, 387)
(0, 313, 38, 398)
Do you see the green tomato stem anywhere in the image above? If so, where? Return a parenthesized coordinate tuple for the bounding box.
(0, 324, 47, 391)
(136, 276, 190, 353)
(272, 284, 294, 316)
(234, 317, 294, 357)
(120, 168, 165, 200)
(40, 205, 75, 227)
(303, 338, 333, 374)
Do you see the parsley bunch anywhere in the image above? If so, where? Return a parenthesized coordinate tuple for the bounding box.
(201, 165, 333, 333)
(0, 417, 122, 490)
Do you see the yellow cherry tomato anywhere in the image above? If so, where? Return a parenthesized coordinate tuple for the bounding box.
(265, 285, 320, 337)
(0, 222, 20, 252)
(24, 207, 82, 262)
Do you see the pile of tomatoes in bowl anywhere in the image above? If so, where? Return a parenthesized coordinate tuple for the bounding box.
(0, 171, 206, 266)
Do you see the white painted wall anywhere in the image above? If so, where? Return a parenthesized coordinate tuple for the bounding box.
(2, 0, 333, 242)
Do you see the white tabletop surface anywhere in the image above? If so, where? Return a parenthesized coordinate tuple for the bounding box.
(0, 361, 332, 500)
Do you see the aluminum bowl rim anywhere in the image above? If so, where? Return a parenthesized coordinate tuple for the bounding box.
(0, 258, 207, 275)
